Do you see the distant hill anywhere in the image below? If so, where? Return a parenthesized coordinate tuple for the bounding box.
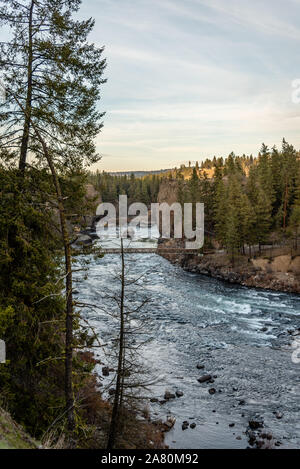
(109, 169, 172, 177)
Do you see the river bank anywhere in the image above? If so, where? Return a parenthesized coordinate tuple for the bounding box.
(158, 239, 300, 294)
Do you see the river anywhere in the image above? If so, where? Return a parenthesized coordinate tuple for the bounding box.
(74, 235, 300, 449)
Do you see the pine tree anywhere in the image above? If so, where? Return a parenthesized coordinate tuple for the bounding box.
(0, 0, 106, 173)
(214, 178, 227, 244)
(257, 143, 274, 205)
(246, 166, 258, 206)
(289, 169, 300, 249)
(271, 145, 283, 214)
(177, 179, 186, 208)
(239, 192, 256, 255)
(225, 204, 240, 265)
(280, 139, 298, 229)
(255, 187, 272, 250)
(189, 167, 200, 203)
(0, 0, 106, 437)
(0, 165, 68, 434)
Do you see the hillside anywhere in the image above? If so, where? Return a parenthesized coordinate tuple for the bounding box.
(0, 407, 38, 449)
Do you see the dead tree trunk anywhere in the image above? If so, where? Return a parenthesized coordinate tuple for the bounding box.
(19, 0, 34, 174)
(34, 134, 75, 432)
(12, 93, 75, 431)
(107, 239, 125, 449)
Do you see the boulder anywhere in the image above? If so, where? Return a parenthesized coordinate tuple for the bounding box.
(164, 417, 176, 430)
(164, 391, 176, 400)
(249, 419, 263, 430)
(74, 234, 93, 246)
(176, 391, 184, 398)
(197, 374, 212, 383)
(88, 231, 100, 240)
(182, 421, 189, 431)
(196, 364, 205, 370)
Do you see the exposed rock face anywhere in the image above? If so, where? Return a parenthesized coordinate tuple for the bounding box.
(85, 183, 102, 205)
(158, 239, 300, 294)
(157, 179, 179, 205)
(72, 234, 93, 246)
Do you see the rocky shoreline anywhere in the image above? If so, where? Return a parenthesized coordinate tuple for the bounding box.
(158, 240, 300, 294)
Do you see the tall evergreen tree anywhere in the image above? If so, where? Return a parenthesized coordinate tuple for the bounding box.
(0, 0, 106, 172)
(257, 143, 274, 205)
(280, 139, 298, 229)
(289, 168, 300, 249)
(255, 187, 272, 250)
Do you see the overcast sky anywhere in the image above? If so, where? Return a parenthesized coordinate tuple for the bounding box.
(82, 0, 300, 170)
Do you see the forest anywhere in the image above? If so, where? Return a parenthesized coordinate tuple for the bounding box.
(0, 0, 299, 454)
(172, 142, 300, 260)
(88, 141, 300, 263)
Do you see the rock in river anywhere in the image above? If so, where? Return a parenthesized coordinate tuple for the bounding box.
(164, 391, 176, 400)
(196, 364, 205, 370)
(249, 419, 264, 430)
(182, 421, 189, 431)
(197, 374, 212, 383)
(73, 234, 93, 246)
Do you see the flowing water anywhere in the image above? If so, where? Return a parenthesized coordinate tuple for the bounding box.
(75, 235, 300, 449)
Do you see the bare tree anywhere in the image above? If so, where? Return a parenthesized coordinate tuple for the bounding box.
(106, 239, 125, 449)
(106, 240, 155, 449)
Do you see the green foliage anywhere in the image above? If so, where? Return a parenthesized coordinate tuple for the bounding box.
(0, 0, 106, 170)
(0, 0, 106, 445)
(0, 166, 94, 437)
(88, 170, 162, 206)
(171, 140, 300, 256)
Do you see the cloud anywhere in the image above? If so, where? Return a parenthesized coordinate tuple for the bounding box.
(193, 0, 300, 40)
(108, 45, 163, 63)
(78, 0, 300, 171)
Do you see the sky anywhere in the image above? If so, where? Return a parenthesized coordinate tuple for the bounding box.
(68, 1, 300, 170)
